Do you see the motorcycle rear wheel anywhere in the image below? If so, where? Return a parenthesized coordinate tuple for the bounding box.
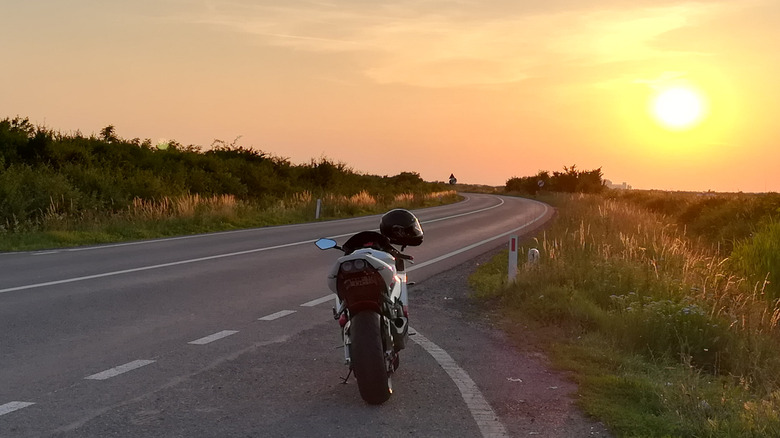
(350, 311, 392, 404)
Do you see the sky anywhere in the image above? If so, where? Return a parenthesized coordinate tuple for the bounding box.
(2, 0, 779, 192)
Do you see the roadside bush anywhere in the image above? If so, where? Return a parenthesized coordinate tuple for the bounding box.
(0, 117, 458, 249)
(0, 164, 81, 229)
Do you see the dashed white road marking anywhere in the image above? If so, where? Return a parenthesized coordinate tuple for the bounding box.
(258, 310, 296, 321)
(188, 330, 239, 345)
(410, 328, 509, 438)
(0, 401, 35, 416)
(1, 196, 542, 428)
(84, 360, 156, 380)
(300, 294, 335, 307)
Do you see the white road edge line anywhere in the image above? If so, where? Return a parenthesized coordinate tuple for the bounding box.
(26, 195, 479, 255)
(84, 360, 156, 380)
(0, 196, 513, 295)
(45, 207, 397, 254)
(410, 328, 509, 438)
(300, 294, 336, 307)
(258, 310, 297, 321)
(21, 194, 481, 256)
(0, 240, 316, 294)
(188, 330, 239, 345)
(0, 401, 35, 416)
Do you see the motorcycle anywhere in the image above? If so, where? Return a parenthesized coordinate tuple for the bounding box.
(314, 209, 423, 404)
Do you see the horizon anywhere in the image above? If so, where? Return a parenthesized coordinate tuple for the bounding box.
(3, 1, 778, 193)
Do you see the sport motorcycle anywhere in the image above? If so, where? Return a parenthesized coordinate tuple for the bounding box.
(314, 209, 423, 404)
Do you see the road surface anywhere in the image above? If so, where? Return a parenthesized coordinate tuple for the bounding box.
(0, 193, 604, 437)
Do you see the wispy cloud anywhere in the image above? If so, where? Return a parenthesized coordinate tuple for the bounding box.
(180, 0, 732, 88)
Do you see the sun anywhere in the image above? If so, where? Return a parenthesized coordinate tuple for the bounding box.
(651, 87, 706, 130)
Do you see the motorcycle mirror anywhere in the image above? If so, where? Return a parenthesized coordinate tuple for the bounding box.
(315, 238, 337, 250)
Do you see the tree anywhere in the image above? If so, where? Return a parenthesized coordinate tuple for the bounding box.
(507, 165, 604, 194)
(100, 125, 117, 143)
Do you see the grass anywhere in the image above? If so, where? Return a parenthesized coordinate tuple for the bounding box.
(731, 221, 780, 299)
(470, 192, 780, 437)
(0, 190, 460, 251)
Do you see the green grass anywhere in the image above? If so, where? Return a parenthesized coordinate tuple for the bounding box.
(470, 192, 780, 437)
(731, 221, 780, 299)
(0, 191, 460, 251)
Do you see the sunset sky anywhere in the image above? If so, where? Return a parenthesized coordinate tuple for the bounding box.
(2, 0, 778, 192)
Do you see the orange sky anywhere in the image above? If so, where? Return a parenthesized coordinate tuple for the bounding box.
(2, 1, 778, 192)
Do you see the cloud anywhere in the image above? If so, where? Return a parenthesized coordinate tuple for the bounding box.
(649, 0, 780, 56)
(180, 0, 733, 88)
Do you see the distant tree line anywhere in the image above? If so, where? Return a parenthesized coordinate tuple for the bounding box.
(0, 117, 447, 228)
(505, 165, 605, 195)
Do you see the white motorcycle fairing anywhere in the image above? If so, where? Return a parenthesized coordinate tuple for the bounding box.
(325, 248, 406, 309)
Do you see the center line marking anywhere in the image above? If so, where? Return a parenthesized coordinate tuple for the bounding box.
(84, 360, 156, 380)
(258, 310, 296, 321)
(188, 330, 239, 345)
(0, 401, 35, 416)
(300, 294, 335, 307)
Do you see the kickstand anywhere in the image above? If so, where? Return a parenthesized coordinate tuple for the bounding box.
(340, 368, 353, 384)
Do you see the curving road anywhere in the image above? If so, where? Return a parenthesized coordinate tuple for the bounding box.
(0, 193, 554, 437)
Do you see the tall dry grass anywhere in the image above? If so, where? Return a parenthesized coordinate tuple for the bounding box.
(128, 194, 239, 220)
(393, 190, 457, 205)
(472, 192, 780, 436)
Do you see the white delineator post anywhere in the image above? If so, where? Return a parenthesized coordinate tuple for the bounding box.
(527, 248, 540, 264)
(315, 199, 322, 219)
(508, 235, 519, 283)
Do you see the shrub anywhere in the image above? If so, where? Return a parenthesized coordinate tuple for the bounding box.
(0, 164, 81, 229)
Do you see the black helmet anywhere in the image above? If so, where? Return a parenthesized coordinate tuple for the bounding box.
(380, 209, 423, 246)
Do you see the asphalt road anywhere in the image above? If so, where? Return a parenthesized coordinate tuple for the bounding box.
(0, 193, 558, 437)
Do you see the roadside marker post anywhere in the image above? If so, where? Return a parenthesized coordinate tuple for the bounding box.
(528, 248, 540, 265)
(315, 199, 322, 220)
(508, 235, 519, 283)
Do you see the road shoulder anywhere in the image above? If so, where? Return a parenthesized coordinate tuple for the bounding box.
(411, 249, 612, 437)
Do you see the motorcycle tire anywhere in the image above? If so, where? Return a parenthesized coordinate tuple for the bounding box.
(350, 311, 392, 404)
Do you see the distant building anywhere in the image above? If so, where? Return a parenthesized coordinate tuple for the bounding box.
(604, 179, 632, 190)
